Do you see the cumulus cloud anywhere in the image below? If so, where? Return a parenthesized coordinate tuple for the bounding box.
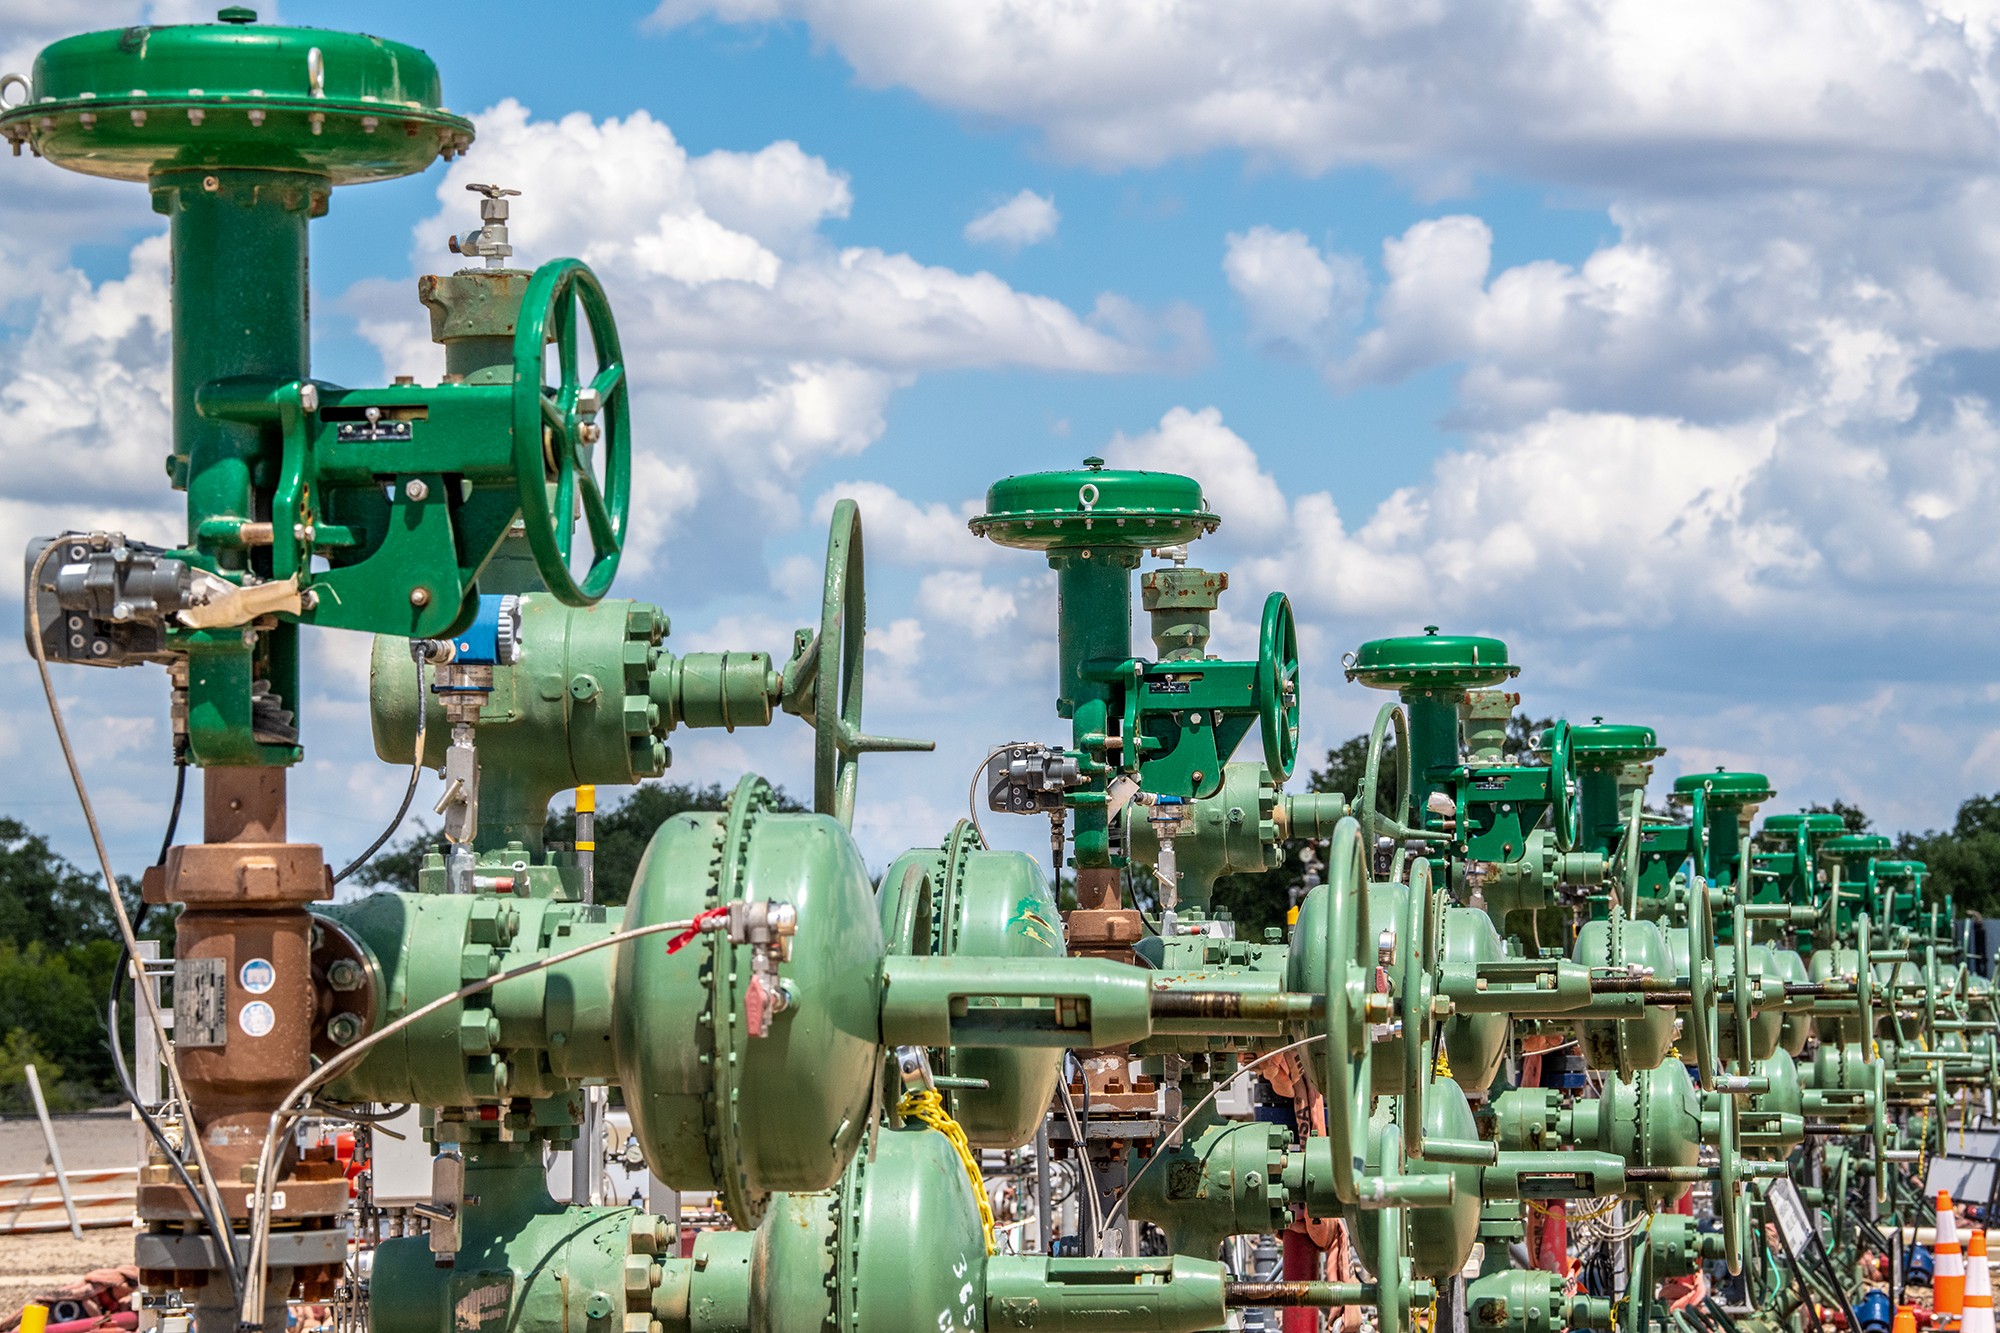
(354, 100, 1189, 590)
(964, 190, 1060, 249)
(647, 0, 2000, 192)
(1222, 226, 1367, 353)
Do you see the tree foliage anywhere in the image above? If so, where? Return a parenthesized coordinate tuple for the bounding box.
(0, 820, 134, 1109)
(1900, 794, 2000, 917)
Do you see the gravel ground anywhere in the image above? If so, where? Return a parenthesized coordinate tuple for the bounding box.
(0, 1113, 138, 1322)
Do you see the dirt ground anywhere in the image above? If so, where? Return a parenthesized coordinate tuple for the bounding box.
(0, 1113, 138, 1321)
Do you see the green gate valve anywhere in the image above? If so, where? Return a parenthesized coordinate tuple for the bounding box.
(1345, 627, 1519, 832)
(1123, 1116, 1293, 1258)
(1674, 769, 1776, 889)
(183, 239, 633, 633)
(1820, 832, 1895, 935)
(969, 460, 1301, 867)
(1569, 908, 1680, 1078)
(615, 778, 1359, 1226)
(1570, 721, 1666, 856)
(1118, 762, 1287, 913)
(1287, 817, 1378, 1205)
(1465, 1270, 1613, 1333)
(1740, 1047, 1809, 1152)
(1, 12, 476, 764)
(369, 1134, 654, 1333)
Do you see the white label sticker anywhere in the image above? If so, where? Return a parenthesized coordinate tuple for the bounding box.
(1767, 1177, 1815, 1255)
(239, 958, 276, 995)
(239, 1000, 276, 1038)
(270, 1190, 286, 1211)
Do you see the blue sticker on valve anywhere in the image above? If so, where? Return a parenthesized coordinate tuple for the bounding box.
(239, 958, 276, 995)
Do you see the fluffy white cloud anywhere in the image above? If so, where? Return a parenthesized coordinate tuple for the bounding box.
(916, 569, 1017, 638)
(350, 100, 1188, 582)
(1223, 226, 1366, 352)
(964, 190, 1060, 249)
(647, 0, 2000, 191)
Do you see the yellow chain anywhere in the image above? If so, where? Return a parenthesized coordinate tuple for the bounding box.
(898, 1089, 997, 1254)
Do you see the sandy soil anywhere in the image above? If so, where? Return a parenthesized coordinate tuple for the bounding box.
(0, 1113, 140, 1322)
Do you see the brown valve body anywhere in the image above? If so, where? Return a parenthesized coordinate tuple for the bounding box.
(138, 770, 347, 1240)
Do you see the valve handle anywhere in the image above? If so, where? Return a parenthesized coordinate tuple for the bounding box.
(1539, 718, 1579, 852)
(1372, 1119, 1417, 1333)
(1616, 788, 1644, 916)
(1316, 817, 1377, 1206)
(1359, 701, 1413, 858)
(512, 259, 630, 606)
(1256, 591, 1301, 781)
(1399, 862, 1440, 1159)
(1684, 784, 1711, 883)
(804, 498, 934, 828)
(1687, 869, 1723, 1090)
(1733, 897, 1754, 1078)
(1856, 914, 1875, 1054)
(1718, 1093, 1745, 1275)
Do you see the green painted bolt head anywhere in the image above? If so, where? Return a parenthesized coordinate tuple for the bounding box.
(218, 6, 257, 21)
(325, 1012, 363, 1046)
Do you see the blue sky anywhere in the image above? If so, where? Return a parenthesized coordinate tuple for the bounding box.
(8, 0, 2000, 878)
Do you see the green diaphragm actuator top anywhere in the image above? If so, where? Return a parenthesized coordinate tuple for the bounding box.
(1570, 722, 1665, 771)
(1673, 769, 1776, 807)
(0, 8, 473, 181)
(1344, 625, 1519, 695)
(969, 456, 1219, 553)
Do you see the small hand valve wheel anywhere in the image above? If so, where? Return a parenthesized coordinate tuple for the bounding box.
(513, 258, 630, 606)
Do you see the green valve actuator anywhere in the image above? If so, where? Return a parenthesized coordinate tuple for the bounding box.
(316, 781, 1380, 1227)
(969, 458, 1303, 894)
(3, 12, 641, 767)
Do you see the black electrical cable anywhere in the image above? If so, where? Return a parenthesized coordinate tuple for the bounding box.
(136, 748, 188, 937)
(105, 985, 244, 1309)
(331, 764, 423, 885)
(332, 653, 427, 885)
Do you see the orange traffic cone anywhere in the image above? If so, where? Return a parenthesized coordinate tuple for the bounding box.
(1939, 1192, 1968, 1326)
(1962, 1229, 1993, 1333)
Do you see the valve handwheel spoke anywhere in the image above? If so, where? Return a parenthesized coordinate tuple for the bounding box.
(1360, 701, 1412, 859)
(513, 257, 631, 606)
(810, 499, 934, 827)
(1256, 591, 1301, 781)
(1318, 817, 1377, 1205)
(1540, 718, 1579, 852)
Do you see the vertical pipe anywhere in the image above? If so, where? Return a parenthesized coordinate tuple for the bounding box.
(572, 785, 599, 1209)
(1577, 770, 1621, 856)
(1035, 1121, 1053, 1256)
(576, 785, 597, 904)
(1051, 549, 1139, 872)
(154, 168, 316, 563)
(1279, 1230, 1321, 1333)
(1402, 691, 1462, 830)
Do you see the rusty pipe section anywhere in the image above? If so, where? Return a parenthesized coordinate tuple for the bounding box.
(1226, 1282, 1374, 1307)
